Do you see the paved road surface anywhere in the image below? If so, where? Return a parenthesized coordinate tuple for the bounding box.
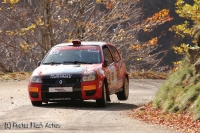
(0, 79, 180, 133)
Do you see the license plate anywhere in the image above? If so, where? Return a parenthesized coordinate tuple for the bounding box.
(49, 98, 71, 100)
(49, 87, 73, 92)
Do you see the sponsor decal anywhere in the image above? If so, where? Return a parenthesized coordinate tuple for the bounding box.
(49, 87, 73, 92)
(54, 46, 100, 51)
(49, 98, 70, 100)
(50, 74, 72, 79)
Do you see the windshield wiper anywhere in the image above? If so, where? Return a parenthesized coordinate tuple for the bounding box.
(43, 62, 61, 65)
(63, 61, 93, 64)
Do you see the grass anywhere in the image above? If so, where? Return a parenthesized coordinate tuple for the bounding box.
(153, 57, 200, 120)
(192, 97, 200, 120)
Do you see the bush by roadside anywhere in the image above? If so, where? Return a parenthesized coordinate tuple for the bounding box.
(153, 57, 200, 120)
(0, 72, 31, 81)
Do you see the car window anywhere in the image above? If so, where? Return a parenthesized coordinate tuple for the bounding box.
(42, 46, 101, 64)
(108, 45, 121, 62)
(81, 50, 100, 63)
(103, 46, 114, 65)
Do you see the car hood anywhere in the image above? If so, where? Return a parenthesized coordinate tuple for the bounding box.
(36, 64, 102, 77)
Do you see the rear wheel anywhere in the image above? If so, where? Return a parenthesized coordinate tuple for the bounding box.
(96, 83, 107, 107)
(31, 101, 42, 106)
(117, 77, 129, 100)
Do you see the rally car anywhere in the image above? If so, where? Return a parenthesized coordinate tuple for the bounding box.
(28, 40, 129, 107)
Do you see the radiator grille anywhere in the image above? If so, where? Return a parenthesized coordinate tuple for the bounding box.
(42, 78, 81, 84)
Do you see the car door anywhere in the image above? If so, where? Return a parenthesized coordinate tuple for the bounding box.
(108, 45, 124, 89)
(102, 45, 118, 91)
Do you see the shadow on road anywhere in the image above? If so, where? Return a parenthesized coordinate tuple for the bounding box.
(38, 100, 138, 111)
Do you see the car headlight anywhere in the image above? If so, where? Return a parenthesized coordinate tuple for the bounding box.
(82, 71, 97, 82)
(30, 76, 42, 83)
(30, 75, 42, 83)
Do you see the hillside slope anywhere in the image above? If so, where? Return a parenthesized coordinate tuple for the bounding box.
(153, 48, 200, 120)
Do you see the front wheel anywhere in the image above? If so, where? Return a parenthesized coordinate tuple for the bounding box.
(117, 77, 129, 100)
(96, 83, 107, 107)
(31, 101, 42, 106)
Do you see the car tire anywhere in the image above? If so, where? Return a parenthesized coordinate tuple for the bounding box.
(31, 101, 42, 106)
(117, 77, 129, 100)
(96, 82, 107, 107)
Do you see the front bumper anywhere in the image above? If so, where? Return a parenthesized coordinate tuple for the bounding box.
(28, 80, 102, 102)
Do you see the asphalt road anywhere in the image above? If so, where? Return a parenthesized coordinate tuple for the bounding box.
(0, 79, 180, 133)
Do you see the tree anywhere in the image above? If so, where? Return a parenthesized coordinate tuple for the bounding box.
(136, 0, 195, 69)
(0, 0, 172, 72)
(153, 0, 200, 120)
(169, 0, 200, 54)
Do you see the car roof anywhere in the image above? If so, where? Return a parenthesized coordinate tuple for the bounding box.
(55, 41, 108, 47)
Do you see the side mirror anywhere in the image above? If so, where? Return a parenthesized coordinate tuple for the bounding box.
(37, 61, 41, 67)
(104, 59, 109, 67)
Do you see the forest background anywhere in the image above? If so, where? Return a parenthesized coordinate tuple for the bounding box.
(0, 0, 195, 73)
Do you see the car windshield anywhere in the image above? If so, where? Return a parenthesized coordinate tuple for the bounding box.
(42, 45, 101, 64)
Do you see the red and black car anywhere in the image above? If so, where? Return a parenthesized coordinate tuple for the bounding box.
(28, 40, 129, 107)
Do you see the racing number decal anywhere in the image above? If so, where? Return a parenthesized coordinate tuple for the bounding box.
(107, 65, 117, 89)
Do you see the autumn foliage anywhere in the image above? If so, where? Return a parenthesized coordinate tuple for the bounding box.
(149, 0, 200, 130)
(132, 103, 200, 133)
(0, 0, 173, 72)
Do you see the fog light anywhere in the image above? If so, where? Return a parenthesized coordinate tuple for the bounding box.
(30, 92, 39, 98)
(83, 85, 96, 91)
(29, 87, 38, 92)
(86, 90, 96, 96)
